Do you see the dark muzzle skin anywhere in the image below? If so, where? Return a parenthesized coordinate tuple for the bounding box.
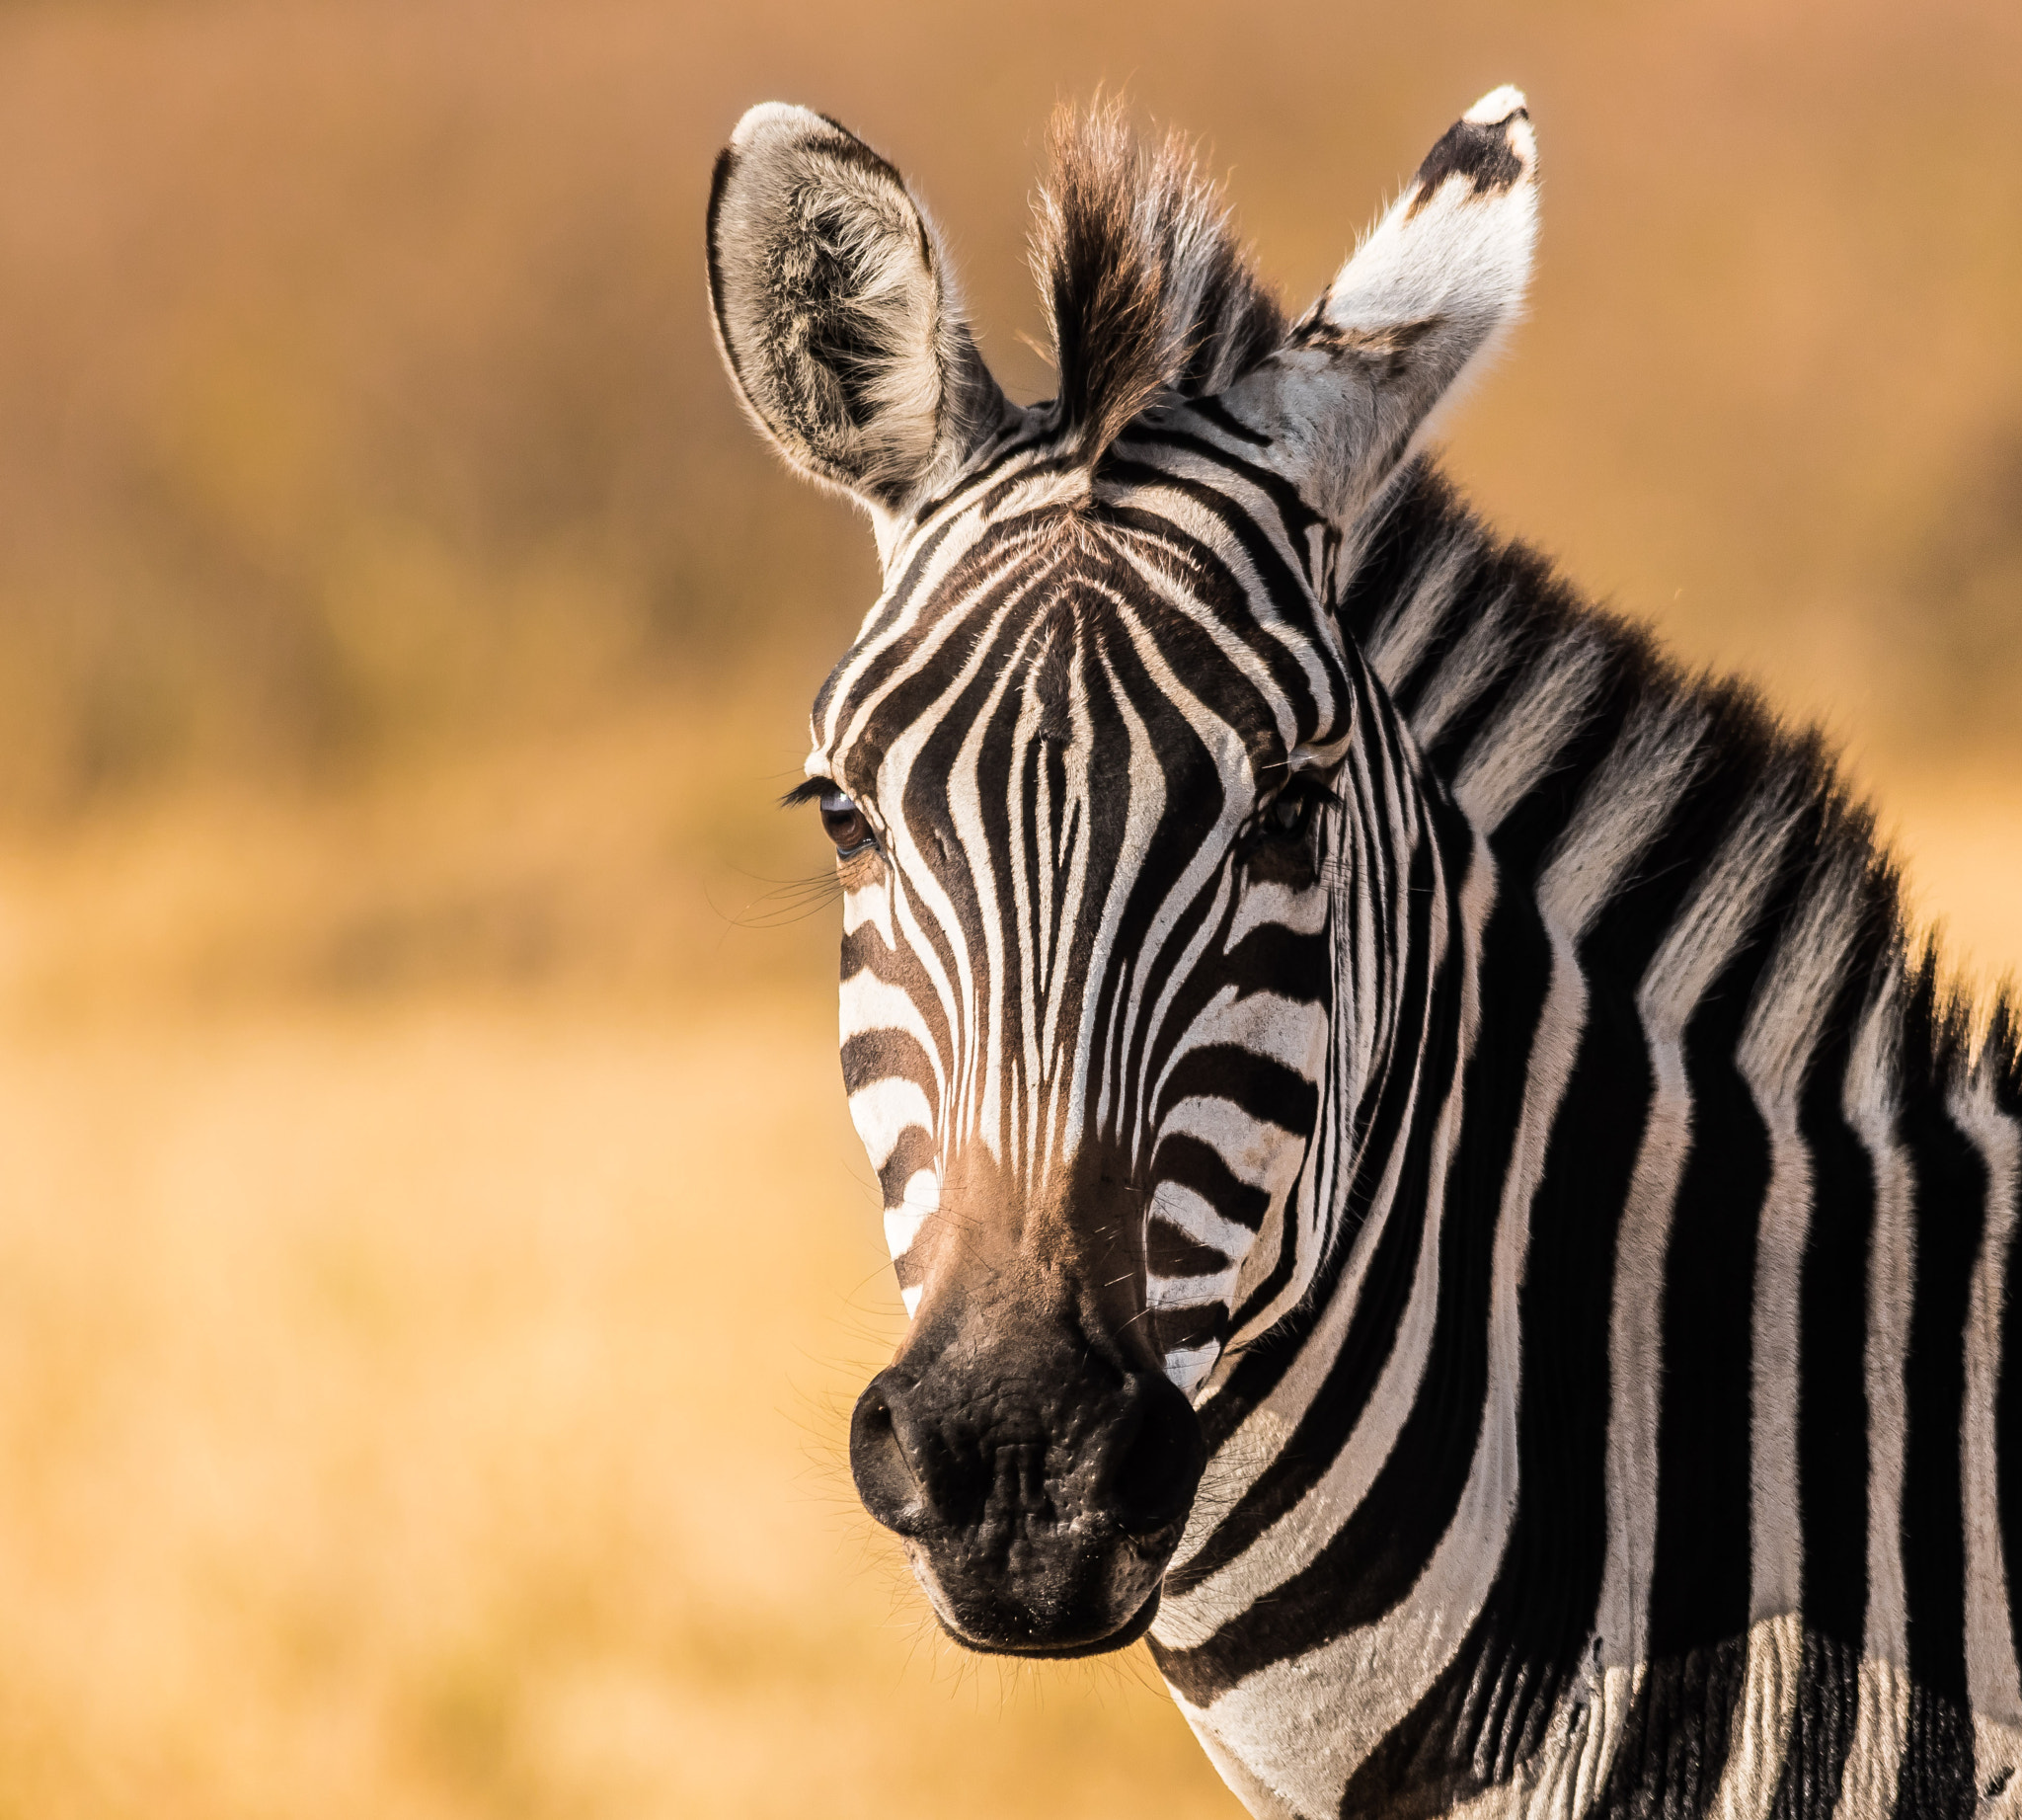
(849, 1302, 1207, 1657)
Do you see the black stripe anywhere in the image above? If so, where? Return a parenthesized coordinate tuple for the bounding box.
(1147, 1218, 1235, 1279)
(839, 1030, 940, 1120)
(876, 1126, 938, 1209)
(1185, 393, 1272, 447)
(1645, 944, 1781, 1663)
(1597, 1636, 1750, 1818)
(1152, 1045, 1319, 1140)
(1148, 1133, 1272, 1232)
(1892, 1682, 1977, 1820)
(1767, 1630, 1861, 1820)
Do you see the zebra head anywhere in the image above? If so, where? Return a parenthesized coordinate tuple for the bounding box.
(709, 92, 1537, 1657)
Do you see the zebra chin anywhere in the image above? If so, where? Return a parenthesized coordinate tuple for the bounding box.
(847, 1320, 1207, 1659)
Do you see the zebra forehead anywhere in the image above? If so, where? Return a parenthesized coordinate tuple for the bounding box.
(809, 530, 1342, 792)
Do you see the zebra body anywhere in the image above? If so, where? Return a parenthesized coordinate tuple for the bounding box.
(707, 90, 2021, 1817)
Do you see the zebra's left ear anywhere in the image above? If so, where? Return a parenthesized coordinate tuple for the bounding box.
(708, 104, 1010, 537)
(1242, 88, 1538, 515)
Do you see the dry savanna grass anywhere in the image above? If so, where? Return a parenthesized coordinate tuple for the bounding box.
(0, 0, 2017, 1815)
(0, 1000, 1244, 1819)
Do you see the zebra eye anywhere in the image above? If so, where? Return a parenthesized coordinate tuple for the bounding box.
(1259, 775, 1335, 844)
(820, 790, 874, 857)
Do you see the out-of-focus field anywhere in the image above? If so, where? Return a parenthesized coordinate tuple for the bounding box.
(0, 1004, 1245, 1819)
(0, 0, 2016, 1814)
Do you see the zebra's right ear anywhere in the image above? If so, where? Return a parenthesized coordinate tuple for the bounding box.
(708, 105, 1009, 535)
(1233, 88, 1538, 519)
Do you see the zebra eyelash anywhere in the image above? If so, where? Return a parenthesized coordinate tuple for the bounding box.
(785, 774, 881, 859)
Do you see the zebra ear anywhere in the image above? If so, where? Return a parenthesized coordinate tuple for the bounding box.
(707, 105, 1009, 532)
(1245, 88, 1538, 514)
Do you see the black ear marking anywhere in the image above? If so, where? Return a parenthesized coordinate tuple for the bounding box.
(1296, 316, 1448, 382)
(1405, 107, 1528, 219)
(1220, 86, 1536, 519)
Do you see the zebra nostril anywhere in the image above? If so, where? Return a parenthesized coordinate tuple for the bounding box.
(849, 1379, 928, 1537)
(1101, 1373, 1206, 1537)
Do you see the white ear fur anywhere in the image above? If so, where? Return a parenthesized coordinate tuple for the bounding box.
(707, 104, 1007, 542)
(1230, 87, 1538, 517)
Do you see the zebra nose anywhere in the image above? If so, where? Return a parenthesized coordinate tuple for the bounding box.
(848, 1363, 1205, 1543)
(1097, 1370, 1207, 1536)
(848, 1371, 936, 1537)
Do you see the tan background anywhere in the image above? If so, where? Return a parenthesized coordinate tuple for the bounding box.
(0, 2, 2016, 1815)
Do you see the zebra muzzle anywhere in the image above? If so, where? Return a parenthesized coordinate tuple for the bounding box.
(847, 1351, 1205, 1657)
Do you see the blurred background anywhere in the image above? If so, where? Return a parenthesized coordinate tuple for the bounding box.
(0, 1, 2015, 1814)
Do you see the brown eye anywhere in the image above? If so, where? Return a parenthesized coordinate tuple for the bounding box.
(819, 789, 874, 857)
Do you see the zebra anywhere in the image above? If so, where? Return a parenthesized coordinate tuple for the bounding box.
(706, 88, 2022, 1819)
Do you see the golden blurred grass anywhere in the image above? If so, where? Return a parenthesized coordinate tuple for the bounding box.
(0, 0, 2017, 1814)
(0, 999, 1246, 1818)
(0, 0, 2016, 816)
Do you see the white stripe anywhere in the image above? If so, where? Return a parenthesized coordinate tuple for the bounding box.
(1147, 1267, 1243, 1308)
(842, 874, 895, 949)
(1829, 973, 1911, 1820)
(882, 1169, 940, 1260)
(1954, 1060, 2022, 1730)
(1410, 587, 1517, 749)
(1453, 629, 1609, 831)
(837, 971, 945, 1103)
(1225, 875, 1331, 950)
(847, 1075, 933, 1175)
(1737, 851, 1866, 1624)
(1149, 1180, 1261, 1260)
(1366, 530, 1474, 689)
(1830, 1654, 1908, 1820)
(1163, 1345, 1225, 1398)
(1850, 972, 1912, 1675)
(1706, 1612, 1804, 1820)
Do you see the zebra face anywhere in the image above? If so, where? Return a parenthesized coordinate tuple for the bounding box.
(801, 494, 1355, 1653)
(807, 500, 1355, 1381)
(710, 91, 1537, 1653)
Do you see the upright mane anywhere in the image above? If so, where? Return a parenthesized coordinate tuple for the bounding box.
(1032, 101, 1284, 462)
(1346, 459, 2022, 1103)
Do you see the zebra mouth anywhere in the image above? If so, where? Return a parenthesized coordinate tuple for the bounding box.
(936, 1585, 1163, 1660)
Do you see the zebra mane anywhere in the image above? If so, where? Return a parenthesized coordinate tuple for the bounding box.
(1032, 101, 1285, 463)
(1350, 461, 2022, 1102)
